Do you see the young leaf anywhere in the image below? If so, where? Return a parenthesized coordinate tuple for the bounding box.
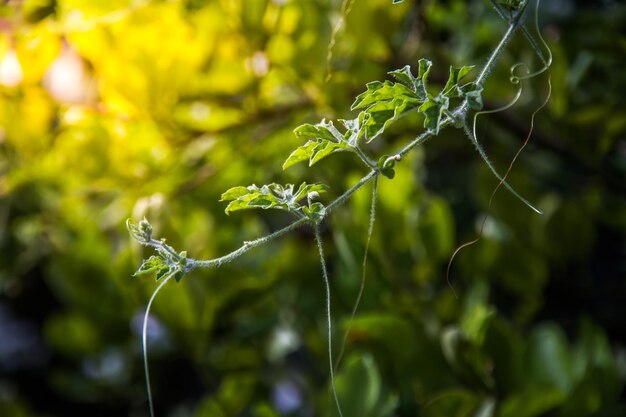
(377, 155, 397, 179)
(220, 183, 328, 215)
(443, 65, 475, 97)
(415, 58, 433, 101)
(419, 95, 450, 134)
(461, 82, 484, 110)
(303, 202, 326, 224)
(133, 256, 169, 278)
(338, 112, 369, 146)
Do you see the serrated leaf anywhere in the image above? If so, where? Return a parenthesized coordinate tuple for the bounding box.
(361, 98, 418, 142)
(419, 95, 449, 134)
(443, 65, 475, 97)
(352, 81, 420, 110)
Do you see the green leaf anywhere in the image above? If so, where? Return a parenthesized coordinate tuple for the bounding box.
(419, 95, 449, 134)
(126, 218, 153, 244)
(283, 139, 350, 170)
(220, 183, 327, 214)
(133, 255, 169, 278)
(461, 82, 484, 110)
(388, 59, 432, 101)
(362, 98, 419, 142)
(293, 120, 341, 142)
(219, 186, 250, 201)
(292, 183, 328, 202)
(335, 355, 398, 417)
(415, 58, 432, 100)
(377, 155, 397, 179)
(338, 111, 369, 146)
(352, 80, 420, 110)
(310, 140, 350, 165)
(443, 65, 475, 97)
(387, 65, 414, 88)
(302, 202, 326, 224)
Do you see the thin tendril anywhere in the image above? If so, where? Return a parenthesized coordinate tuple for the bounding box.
(466, 61, 542, 214)
(325, 0, 357, 82)
(447, 75, 552, 295)
(333, 176, 379, 373)
(142, 273, 175, 417)
(510, 0, 553, 82)
(313, 225, 344, 417)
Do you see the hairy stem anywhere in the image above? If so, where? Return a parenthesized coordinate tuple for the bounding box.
(334, 176, 379, 373)
(476, 4, 527, 86)
(314, 225, 344, 417)
(490, 0, 550, 67)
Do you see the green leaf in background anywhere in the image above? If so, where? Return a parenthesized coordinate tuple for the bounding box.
(500, 386, 566, 417)
(524, 324, 574, 395)
(335, 354, 398, 417)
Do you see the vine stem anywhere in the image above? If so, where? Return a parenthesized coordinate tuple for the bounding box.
(135, 6, 538, 416)
(475, 4, 527, 87)
(180, 6, 531, 272)
(314, 224, 344, 417)
(142, 272, 175, 417)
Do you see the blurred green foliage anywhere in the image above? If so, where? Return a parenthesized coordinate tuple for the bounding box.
(0, 1, 625, 417)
